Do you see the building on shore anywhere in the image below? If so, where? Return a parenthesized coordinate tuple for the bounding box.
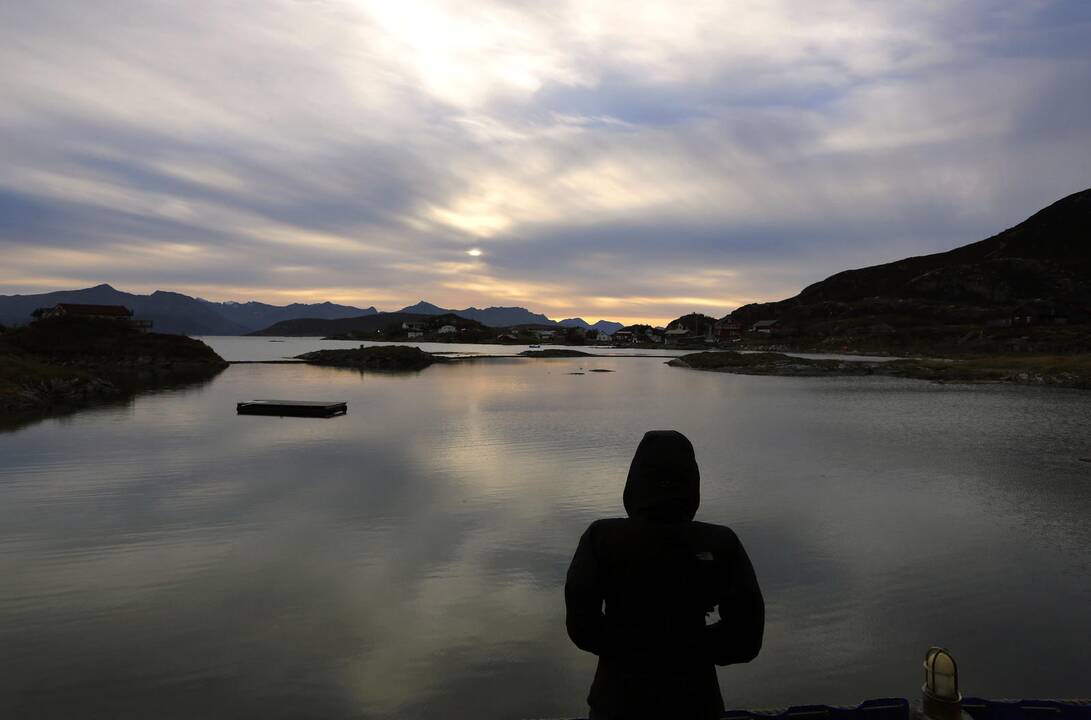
(32, 303, 152, 331)
(714, 317, 743, 340)
(751, 319, 778, 334)
(34, 303, 133, 321)
(612, 329, 634, 343)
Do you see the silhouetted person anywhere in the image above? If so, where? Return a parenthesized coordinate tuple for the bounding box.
(565, 430, 764, 720)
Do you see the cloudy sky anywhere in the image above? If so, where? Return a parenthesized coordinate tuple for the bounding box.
(1, 1, 1089, 324)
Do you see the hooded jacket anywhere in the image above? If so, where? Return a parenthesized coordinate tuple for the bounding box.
(565, 431, 764, 719)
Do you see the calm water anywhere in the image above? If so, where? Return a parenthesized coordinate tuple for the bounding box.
(198, 336, 693, 362)
(2, 339, 1089, 719)
(199, 336, 898, 363)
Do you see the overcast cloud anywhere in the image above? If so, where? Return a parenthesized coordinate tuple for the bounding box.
(1, 1, 1089, 324)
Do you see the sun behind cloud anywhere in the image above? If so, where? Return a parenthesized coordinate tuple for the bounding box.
(466, 248, 483, 257)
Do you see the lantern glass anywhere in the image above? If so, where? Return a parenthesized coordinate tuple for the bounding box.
(924, 647, 959, 701)
(932, 669, 956, 699)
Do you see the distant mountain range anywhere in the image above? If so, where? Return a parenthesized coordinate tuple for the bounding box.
(729, 187, 1091, 350)
(211, 299, 377, 331)
(254, 309, 625, 336)
(397, 300, 554, 327)
(557, 317, 626, 334)
(0, 285, 622, 335)
(248, 312, 436, 337)
(395, 301, 621, 332)
(0, 284, 377, 335)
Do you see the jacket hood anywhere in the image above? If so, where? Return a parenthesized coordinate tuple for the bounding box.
(623, 430, 700, 522)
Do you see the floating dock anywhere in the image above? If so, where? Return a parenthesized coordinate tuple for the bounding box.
(236, 400, 347, 418)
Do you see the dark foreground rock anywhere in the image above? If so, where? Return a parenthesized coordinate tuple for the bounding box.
(669, 351, 1091, 389)
(296, 345, 446, 371)
(0, 317, 227, 413)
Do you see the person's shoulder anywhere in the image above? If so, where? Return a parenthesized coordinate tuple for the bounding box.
(585, 517, 628, 532)
(691, 520, 742, 546)
(581, 517, 630, 541)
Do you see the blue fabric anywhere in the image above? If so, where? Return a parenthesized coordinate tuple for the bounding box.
(962, 698, 1091, 720)
(721, 698, 910, 720)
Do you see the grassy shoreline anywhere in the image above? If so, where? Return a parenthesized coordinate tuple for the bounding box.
(298, 344, 1091, 389)
(0, 318, 228, 414)
(668, 351, 1091, 389)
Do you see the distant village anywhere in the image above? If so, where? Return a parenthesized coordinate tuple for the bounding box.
(609, 314, 772, 346)
(362, 311, 774, 348)
(21, 303, 781, 348)
(17, 298, 1087, 355)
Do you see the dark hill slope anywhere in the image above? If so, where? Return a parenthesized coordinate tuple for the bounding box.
(731, 189, 1091, 336)
(249, 312, 435, 336)
(205, 299, 377, 331)
(667, 313, 718, 333)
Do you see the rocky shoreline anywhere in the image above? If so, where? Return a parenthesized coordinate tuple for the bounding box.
(1, 368, 122, 412)
(668, 351, 1091, 389)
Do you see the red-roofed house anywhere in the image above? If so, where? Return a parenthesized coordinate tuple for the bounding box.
(34, 303, 134, 320)
(32, 303, 153, 331)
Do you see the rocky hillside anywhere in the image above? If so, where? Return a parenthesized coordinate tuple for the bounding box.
(729, 188, 1091, 352)
(666, 313, 718, 333)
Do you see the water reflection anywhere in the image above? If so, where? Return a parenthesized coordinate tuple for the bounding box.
(196, 336, 696, 363)
(1, 353, 1089, 718)
(0, 370, 222, 435)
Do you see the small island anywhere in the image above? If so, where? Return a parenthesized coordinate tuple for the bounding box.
(518, 349, 593, 358)
(295, 345, 604, 370)
(295, 345, 447, 371)
(668, 351, 1091, 388)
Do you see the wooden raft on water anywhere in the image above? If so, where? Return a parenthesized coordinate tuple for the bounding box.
(236, 399, 347, 418)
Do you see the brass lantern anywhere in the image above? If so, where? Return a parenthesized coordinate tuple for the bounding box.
(923, 646, 960, 701)
(922, 647, 962, 720)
